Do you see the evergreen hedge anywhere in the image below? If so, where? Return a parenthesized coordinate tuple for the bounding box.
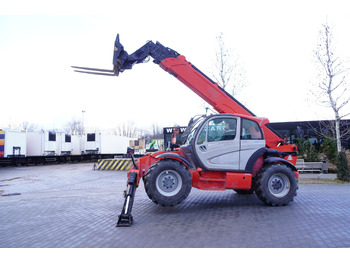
(337, 151, 350, 182)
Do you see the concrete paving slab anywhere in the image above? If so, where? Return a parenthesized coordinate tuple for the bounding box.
(1, 163, 349, 248)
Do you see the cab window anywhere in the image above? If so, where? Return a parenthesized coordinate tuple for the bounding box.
(196, 124, 207, 145)
(241, 119, 263, 139)
(207, 118, 237, 142)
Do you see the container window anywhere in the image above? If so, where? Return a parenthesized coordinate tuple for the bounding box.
(87, 133, 95, 142)
(49, 132, 56, 141)
(65, 134, 71, 143)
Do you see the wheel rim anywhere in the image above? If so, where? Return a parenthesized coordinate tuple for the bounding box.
(268, 173, 290, 198)
(156, 170, 182, 197)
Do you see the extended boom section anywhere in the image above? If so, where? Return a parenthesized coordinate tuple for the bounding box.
(112, 34, 286, 149)
(113, 35, 254, 116)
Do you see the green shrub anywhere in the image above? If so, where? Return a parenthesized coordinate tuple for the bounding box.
(320, 137, 337, 164)
(296, 139, 319, 162)
(337, 151, 350, 182)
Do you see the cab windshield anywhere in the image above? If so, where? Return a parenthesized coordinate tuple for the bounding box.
(182, 115, 206, 145)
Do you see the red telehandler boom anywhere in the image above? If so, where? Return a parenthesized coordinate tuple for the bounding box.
(73, 34, 299, 227)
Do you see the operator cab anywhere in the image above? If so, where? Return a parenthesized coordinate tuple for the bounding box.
(181, 114, 266, 172)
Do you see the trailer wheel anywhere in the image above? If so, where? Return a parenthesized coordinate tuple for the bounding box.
(143, 160, 192, 207)
(255, 164, 298, 206)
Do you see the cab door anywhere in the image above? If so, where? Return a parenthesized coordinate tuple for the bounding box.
(240, 118, 266, 169)
(194, 116, 241, 171)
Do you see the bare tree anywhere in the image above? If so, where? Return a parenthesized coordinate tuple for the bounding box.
(314, 23, 350, 152)
(115, 121, 137, 138)
(212, 32, 246, 96)
(309, 120, 350, 140)
(65, 119, 83, 135)
(6, 120, 38, 131)
(21, 121, 38, 132)
(151, 123, 163, 139)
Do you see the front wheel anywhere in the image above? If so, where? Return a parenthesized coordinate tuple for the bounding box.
(255, 164, 298, 206)
(143, 160, 192, 207)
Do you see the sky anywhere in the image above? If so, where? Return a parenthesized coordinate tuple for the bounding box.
(1, 0, 350, 133)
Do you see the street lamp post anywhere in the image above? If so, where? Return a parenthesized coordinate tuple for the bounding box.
(82, 110, 86, 135)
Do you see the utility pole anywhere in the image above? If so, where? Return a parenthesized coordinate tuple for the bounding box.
(82, 110, 86, 135)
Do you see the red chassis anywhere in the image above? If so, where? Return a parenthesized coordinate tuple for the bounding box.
(128, 148, 299, 191)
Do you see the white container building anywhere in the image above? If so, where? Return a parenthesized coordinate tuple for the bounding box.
(26, 131, 80, 156)
(83, 133, 131, 154)
(0, 129, 27, 157)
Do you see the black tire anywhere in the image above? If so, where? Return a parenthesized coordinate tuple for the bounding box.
(143, 160, 192, 207)
(255, 164, 298, 206)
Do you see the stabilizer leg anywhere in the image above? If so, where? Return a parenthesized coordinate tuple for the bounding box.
(116, 172, 137, 227)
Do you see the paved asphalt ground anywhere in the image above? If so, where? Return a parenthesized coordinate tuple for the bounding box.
(0, 163, 349, 248)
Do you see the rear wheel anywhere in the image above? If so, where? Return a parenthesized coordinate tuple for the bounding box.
(143, 160, 192, 207)
(255, 164, 298, 206)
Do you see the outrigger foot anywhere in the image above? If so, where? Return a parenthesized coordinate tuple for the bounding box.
(116, 172, 137, 227)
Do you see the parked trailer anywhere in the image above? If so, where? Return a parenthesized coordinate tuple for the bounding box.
(0, 130, 136, 167)
(84, 133, 132, 155)
(0, 129, 27, 158)
(26, 131, 79, 156)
